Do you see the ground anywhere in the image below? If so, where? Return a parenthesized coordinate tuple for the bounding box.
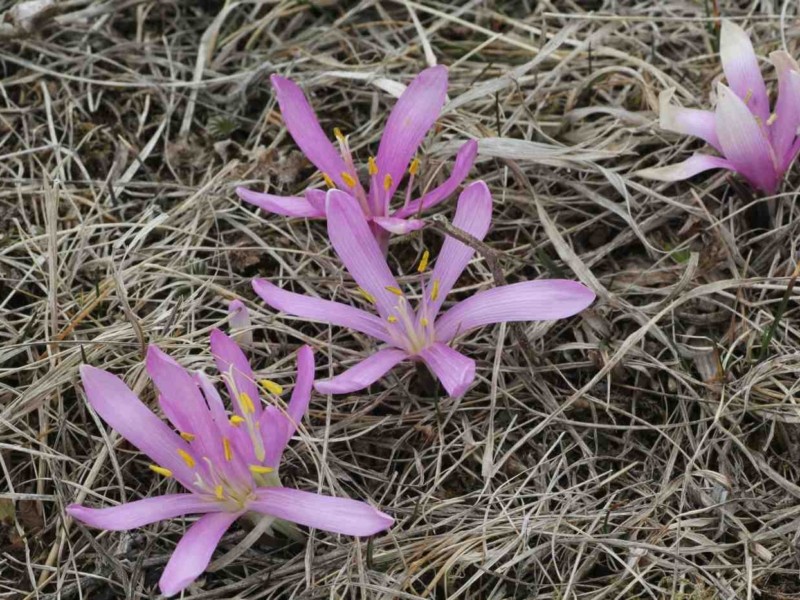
(1, 0, 800, 598)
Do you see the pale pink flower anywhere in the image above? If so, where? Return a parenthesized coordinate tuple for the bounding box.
(236, 66, 477, 248)
(67, 332, 392, 597)
(253, 182, 595, 398)
(637, 20, 800, 195)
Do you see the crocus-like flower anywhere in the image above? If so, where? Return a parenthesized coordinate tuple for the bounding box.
(253, 181, 595, 398)
(236, 65, 478, 248)
(637, 20, 800, 195)
(67, 332, 392, 597)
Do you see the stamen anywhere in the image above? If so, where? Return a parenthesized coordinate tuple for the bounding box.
(385, 285, 404, 296)
(149, 465, 173, 478)
(420, 318, 430, 327)
(409, 158, 420, 176)
(387, 315, 398, 323)
(341, 172, 357, 188)
(430, 279, 440, 301)
(417, 250, 430, 273)
(333, 127, 345, 142)
(249, 465, 274, 475)
(239, 392, 256, 414)
(260, 379, 283, 396)
(744, 89, 753, 104)
(383, 174, 393, 191)
(767, 113, 778, 125)
(357, 287, 377, 304)
(215, 485, 224, 500)
(229, 415, 246, 427)
(223, 438, 233, 462)
(368, 156, 378, 175)
(177, 449, 196, 468)
(179, 432, 195, 442)
(322, 173, 335, 189)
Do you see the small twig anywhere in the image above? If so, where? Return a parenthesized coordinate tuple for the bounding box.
(758, 260, 800, 362)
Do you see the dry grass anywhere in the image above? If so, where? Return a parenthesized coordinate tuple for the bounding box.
(2, 0, 800, 598)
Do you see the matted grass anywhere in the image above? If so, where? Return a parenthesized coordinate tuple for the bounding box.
(1, 1, 800, 598)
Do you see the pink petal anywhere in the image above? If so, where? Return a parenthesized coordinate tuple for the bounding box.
(770, 51, 800, 170)
(270, 75, 350, 188)
(657, 89, 721, 152)
(325, 190, 401, 320)
(417, 342, 475, 398)
(158, 511, 240, 597)
(720, 20, 770, 121)
(236, 187, 325, 218)
(314, 348, 408, 395)
(79, 365, 195, 487)
(635, 153, 736, 182)
(287, 345, 314, 426)
(715, 83, 778, 194)
(371, 216, 425, 234)
(259, 405, 291, 468)
(426, 180, 492, 318)
(374, 66, 448, 202)
(434, 280, 596, 342)
(305, 188, 327, 213)
(251, 487, 393, 536)
(194, 371, 227, 426)
(209, 329, 262, 419)
(146, 346, 221, 462)
(252, 278, 392, 344)
(67, 495, 219, 531)
(392, 139, 478, 219)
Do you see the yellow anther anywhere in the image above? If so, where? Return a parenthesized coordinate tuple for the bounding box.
(417, 250, 430, 273)
(239, 392, 256, 415)
(341, 172, 357, 188)
(179, 432, 195, 442)
(368, 156, 378, 176)
(385, 285, 403, 296)
(333, 127, 345, 142)
(767, 113, 778, 126)
(223, 438, 233, 462)
(383, 174, 393, 191)
(420, 318, 430, 327)
(177, 449, 196, 469)
(249, 465, 275, 475)
(744, 89, 753, 104)
(215, 485, 224, 500)
(430, 279, 440, 301)
(322, 173, 335, 189)
(149, 465, 173, 478)
(387, 315, 398, 323)
(260, 379, 283, 396)
(229, 415, 246, 427)
(409, 158, 420, 176)
(357, 287, 377, 304)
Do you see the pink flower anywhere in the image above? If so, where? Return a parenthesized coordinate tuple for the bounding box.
(253, 181, 595, 398)
(67, 332, 392, 597)
(236, 65, 478, 248)
(637, 20, 800, 195)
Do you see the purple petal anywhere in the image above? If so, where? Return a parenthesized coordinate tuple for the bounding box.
(372, 216, 425, 234)
(252, 278, 392, 344)
(158, 511, 240, 598)
(209, 329, 262, 419)
(287, 345, 314, 426)
(325, 190, 401, 319)
(79, 365, 195, 487)
(236, 187, 325, 218)
(635, 153, 736, 182)
(259, 405, 291, 468)
(770, 51, 800, 170)
(418, 343, 475, 398)
(434, 280, 596, 342)
(715, 83, 778, 194)
(251, 487, 393, 536)
(374, 66, 448, 201)
(720, 20, 770, 121)
(270, 75, 350, 188)
(305, 188, 327, 213)
(392, 139, 478, 219)
(67, 495, 219, 531)
(657, 89, 721, 152)
(194, 371, 227, 425)
(314, 348, 408, 395)
(426, 180, 492, 318)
